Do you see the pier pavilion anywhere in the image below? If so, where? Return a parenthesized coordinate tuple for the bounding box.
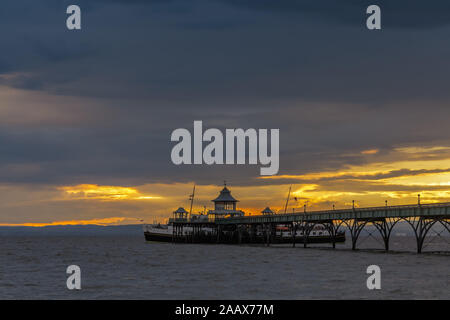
(207, 185, 245, 219)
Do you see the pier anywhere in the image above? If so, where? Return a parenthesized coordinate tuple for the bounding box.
(171, 186, 450, 253)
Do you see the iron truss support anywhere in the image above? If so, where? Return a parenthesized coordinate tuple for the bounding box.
(440, 219, 450, 234)
(293, 220, 341, 249)
(301, 222, 315, 248)
(290, 222, 298, 247)
(372, 218, 401, 252)
(343, 219, 368, 250)
(216, 225, 222, 243)
(404, 217, 438, 253)
(323, 221, 338, 249)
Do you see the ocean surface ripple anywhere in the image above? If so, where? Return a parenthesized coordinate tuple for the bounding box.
(0, 230, 449, 299)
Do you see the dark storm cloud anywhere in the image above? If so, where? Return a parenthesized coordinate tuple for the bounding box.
(221, 0, 450, 28)
(0, 0, 450, 187)
(2, 0, 450, 102)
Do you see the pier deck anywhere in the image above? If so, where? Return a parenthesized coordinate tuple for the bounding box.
(173, 202, 450, 253)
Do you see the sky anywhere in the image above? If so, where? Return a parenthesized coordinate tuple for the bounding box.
(1, 0, 450, 225)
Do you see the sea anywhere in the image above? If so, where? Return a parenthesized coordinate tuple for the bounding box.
(0, 225, 449, 300)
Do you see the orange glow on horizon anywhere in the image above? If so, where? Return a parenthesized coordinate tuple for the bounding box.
(0, 217, 138, 227)
(59, 184, 162, 201)
(2, 143, 450, 225)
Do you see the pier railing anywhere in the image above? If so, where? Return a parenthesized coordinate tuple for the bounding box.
(215, 202, 450, 225)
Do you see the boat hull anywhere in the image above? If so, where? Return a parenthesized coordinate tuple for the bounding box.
(144, 231, 346, 244)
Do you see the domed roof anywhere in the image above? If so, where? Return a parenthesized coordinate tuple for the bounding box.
(212, 187, 238, 202)
(174, 207, 188, 214)
(261, 207, 274, 214)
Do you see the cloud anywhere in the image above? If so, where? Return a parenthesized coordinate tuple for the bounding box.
(264, 168, 450, 183)
(59, 184, 163, 201)
(361, 149, 379, 155)
(0, 1, 450, 224)
(2, 0, 450, 103)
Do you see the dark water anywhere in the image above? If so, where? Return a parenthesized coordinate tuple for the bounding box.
(0, 227, 449, 299)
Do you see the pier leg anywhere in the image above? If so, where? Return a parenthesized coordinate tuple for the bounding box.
(344, 219, 367, 251)
(373, 218, 401, 252)
(291, 223, 296, 248)
(332, 224, 336, 249)
(270, 223, 274, 245)
(250, 225, 256, 243)
(327, 222, 336, 249)
(271, 223, 276, 244)
(237, 226, 242, 245)
(405, 217, 437, 254)
(303, 223, 313, 248)
(216, 225, 221, 243)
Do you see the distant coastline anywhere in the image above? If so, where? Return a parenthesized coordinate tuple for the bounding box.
(0, 224, 143, 236)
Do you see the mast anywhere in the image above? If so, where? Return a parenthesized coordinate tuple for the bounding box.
(284, 185, 291, 214)
(189, 184, 196, 216)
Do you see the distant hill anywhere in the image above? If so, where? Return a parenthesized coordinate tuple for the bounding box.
(0, 221, 446, 237)
(0, 224, 143, 237)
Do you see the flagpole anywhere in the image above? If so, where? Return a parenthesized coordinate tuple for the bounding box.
(284, 185, 291, 214)
(189, 185, 196, 218)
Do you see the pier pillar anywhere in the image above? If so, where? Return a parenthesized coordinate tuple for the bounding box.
(265, 224, 270, 247)
(216, 225, 221, 243)
(250, 224, 256, 243)
(303, 223, 312, 248)
(372, 218, 401, 252)
(327, 222, 336, 249)
(405, 217, 437, 254)
(291, 223, 296, 248)
(237, 226, 242, 244)
(344, 219, 367, 251)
